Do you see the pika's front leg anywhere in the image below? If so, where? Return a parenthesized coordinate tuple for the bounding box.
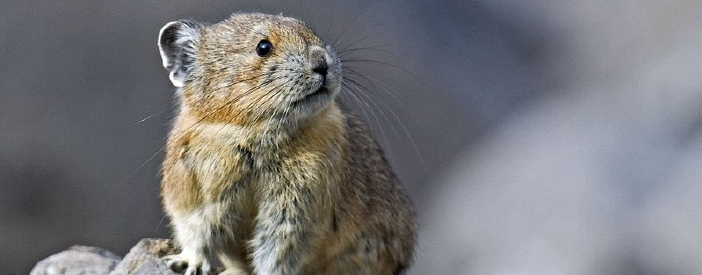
(251, 184, 321, 275)
(164, 212, 214, 275)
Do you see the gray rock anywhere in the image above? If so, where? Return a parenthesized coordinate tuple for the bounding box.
(31, 239, 227, 275)
(109, 238, 179, 275)
(30, 245, 122, 275)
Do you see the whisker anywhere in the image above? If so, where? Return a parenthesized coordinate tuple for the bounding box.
(125, 108, 170, 130)
(343, 77, 399, 138)
(333, 1, 378, 47)
(343, 67, 414, 116)
(324, 0, 338, 41)
(341, 59, 422, 84)
(338, 45, 394, 58)
(341, 82, 376, 131)
(341, 81, 394, 160)
(342, 72, 426, 170)
(338, 30, 390, 53)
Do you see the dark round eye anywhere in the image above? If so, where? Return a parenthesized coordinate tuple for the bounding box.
(256, 40, 273, 57)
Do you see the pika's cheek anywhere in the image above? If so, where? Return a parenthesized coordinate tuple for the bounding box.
(243, 89, 280, 111)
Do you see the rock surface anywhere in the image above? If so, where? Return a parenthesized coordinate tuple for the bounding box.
(109, 239, 179, 275)
(30, 239, 188, 275)
(30, 245, 122, 275)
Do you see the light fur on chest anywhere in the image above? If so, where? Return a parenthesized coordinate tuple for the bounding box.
(171, 120, 341, 225)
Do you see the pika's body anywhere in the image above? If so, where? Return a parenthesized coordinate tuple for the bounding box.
(158, 13, 415, 275)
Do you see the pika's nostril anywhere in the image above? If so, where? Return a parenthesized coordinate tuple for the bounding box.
(313, 62, 328, 78)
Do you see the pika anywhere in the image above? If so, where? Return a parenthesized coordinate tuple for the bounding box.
(157, 13, 416, 275)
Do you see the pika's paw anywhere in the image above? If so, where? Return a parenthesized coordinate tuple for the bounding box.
(219, 268, 249, 275)
(163, 252, 212, 275)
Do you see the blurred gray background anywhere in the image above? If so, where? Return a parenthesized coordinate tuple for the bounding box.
(2, 0, 702, 274)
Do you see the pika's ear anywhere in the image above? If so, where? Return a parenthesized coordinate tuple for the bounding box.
(158, 20, 203, 87)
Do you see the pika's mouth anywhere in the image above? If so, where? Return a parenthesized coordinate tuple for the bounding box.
(293, 86, 329, 106)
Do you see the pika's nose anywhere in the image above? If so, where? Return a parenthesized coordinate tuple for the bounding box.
(312, 61, 328, 78)
(309, 46, 329, 82)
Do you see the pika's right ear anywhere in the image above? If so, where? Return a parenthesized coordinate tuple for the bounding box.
(158, 20, 203, 87)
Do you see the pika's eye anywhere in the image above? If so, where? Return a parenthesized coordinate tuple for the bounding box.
(256, 40, 273, 57)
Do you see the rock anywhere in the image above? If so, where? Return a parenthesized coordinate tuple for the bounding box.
(30, 245, 122, 275)
(31, 239, 187, 275)
(109, 238, 179, 275)
(31, 238, 227, 275)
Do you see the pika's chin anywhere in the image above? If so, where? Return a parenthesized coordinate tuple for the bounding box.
(288, 84, 339, 120)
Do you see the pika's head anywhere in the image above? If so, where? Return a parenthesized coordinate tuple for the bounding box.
(158, 13, 341, 126)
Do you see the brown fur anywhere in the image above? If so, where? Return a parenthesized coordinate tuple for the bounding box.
(159, 13, 415, 275)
